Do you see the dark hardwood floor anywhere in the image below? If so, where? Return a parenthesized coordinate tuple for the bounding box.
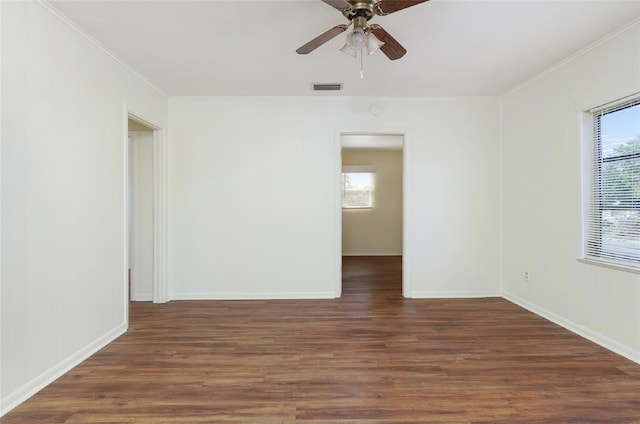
(4, 256, 640, 423)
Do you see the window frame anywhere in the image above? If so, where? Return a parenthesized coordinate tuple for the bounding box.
(581, 95, 640, 273)
(341, 165, 375, 210)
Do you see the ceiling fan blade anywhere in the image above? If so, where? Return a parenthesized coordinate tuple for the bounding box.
(322, 0, 351, 11)
(369, 25, 407, 60)
(376, 0, 429, 15)
(296, 25, 349, 55)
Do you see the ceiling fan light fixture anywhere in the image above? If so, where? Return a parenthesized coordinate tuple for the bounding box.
(365, 31, 384, 55)
(340, 26, 368, 56)
(339, 42, 358, 57)
(346, 27, 367, 49)
(341, 27, 383, 57)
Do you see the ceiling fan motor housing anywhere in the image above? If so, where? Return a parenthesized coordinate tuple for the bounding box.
(343, 1, 376, 21)
(352, 16, 369, 30)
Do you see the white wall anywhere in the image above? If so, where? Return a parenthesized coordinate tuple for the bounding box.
(168, 97, 500, 299)
(501, 21, 640, 362)
(342, 148, 403, 256)
(1, 1, 167, 414)
(129, 131, 154, 301)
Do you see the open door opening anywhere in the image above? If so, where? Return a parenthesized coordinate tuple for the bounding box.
(128, 117, 155, 302)
(340, 133, 404, 296)
(124, 109, 168, 316)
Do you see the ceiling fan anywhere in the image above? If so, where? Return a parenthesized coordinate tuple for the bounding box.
(296, 0, 429, 60)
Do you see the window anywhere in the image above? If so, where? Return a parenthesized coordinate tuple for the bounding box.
(342, 165, 375, 209)
(585, 96, 640, 269)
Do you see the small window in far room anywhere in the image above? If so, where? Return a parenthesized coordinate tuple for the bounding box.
(584, 96, 640, 270)
(342, 166, 375, 209)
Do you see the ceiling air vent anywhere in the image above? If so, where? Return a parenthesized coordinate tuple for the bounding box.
(312, 83, 343, 91)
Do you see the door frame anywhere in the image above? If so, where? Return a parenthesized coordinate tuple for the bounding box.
(125, 107, 168, 307)
(334, 128, 411, 298)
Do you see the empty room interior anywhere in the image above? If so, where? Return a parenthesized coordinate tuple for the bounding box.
(2, 0, 640, 422)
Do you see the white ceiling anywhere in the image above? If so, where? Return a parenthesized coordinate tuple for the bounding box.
(50, 0, 640, 97)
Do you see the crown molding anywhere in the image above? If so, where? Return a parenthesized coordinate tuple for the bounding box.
(168, 95, 500, 102)
(502, 17, 640, 100)
(36, 0, 167, 98)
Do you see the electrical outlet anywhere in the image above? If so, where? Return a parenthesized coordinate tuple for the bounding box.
(524, 271, 531, 282)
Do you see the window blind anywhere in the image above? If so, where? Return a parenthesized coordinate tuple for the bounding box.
(585, 96, 640, 267)
(341, 165, 375, 209)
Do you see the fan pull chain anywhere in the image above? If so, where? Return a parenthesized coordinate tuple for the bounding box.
(360, 50, 364, 79)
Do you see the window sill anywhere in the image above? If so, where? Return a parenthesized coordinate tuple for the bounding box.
(577, 257, 640, 274)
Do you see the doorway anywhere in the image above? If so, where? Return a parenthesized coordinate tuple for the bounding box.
(340, 133, 404, 295)
(126, 111, 169, 308)
(124, 109, 168, 318)
(128, 117, 154, 302)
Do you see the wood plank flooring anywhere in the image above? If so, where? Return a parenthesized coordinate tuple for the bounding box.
(4, 256, 640, 423)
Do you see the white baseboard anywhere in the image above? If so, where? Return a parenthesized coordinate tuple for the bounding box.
(409, 290, 500, 299)
(170, 291, 338, 301)
(503, 292, 640, 365)
(132, 293, 153, 301)
(0, 322, 127, 417)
